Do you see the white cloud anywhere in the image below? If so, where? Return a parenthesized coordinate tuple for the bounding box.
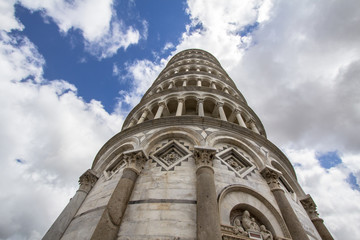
(0, 0, 23, 31)
(118, 0, 360, 239)
(4, 0, 144, 58)
(0, 30, 123, 239)
(116, 59, 166, 112)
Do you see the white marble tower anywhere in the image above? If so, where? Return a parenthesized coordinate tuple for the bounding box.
(44, 49, 333, 240)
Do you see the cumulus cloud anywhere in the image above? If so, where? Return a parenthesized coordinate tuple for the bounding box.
(0, 28, 123, 240)
(116, 59, 166, 112)
(14, 0, 143, 58)
(117, 0, 360, 238)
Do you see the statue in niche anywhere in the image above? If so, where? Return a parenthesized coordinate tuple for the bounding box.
(260, 225, 273, 240)
(241, 210, 260, 232)
(233, 218, 246, 236)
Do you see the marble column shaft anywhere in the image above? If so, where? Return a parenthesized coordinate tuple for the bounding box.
(197, 98, 204, 117)
(194, 146, 222, 240)
(176, 99, 184, 116)
(90, 150, 147, 240)
(217, 103, 227, 121)
(300, 195, 334, 240)
(261, 167, 309, 240)
(235, 109, 246, 128)
(43, 170, 98, 240)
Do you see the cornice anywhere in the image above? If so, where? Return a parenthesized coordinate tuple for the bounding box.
(92, 116, 295, 179)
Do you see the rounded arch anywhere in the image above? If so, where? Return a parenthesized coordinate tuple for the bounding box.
(271, 160, 305, 197)
(92, 137, 138, 172)
(141, 127, 204, 154)
(218, 184, 291, 238)
(207, 133, 265, 169)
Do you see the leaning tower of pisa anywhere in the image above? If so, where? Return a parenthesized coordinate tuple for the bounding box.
(44, 49, 334, 240)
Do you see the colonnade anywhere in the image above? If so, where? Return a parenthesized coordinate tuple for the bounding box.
(128, 98, 261, 135)
(152, 78, 239, 99)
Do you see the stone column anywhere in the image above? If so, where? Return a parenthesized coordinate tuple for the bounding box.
(127, 118, 136, 128)
(182, 79, 187, 86)
(43, 170, 98, 240)
(176, 98, 184, 116)
(300, 195, 334, 240)
(223, 87, 229, 94)
(197, 79, 202, 87)
(234, 109, 246, 128)
(261, 166, 310, 240)
(90, 149, 147, 240)
(211, 82, 216, 89)
(194, 146, 222, 240)
(248, 119, 260, 134)
(137, 109, 149, 124)
(156, 87, 161, 93)
(217, 102, 227, 121)
(154, 102, 165, 119)
(197, 98, 204, 117)
(168, 81, 174, 89)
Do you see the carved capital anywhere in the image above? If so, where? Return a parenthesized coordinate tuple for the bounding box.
(196, 98, 204, 103)
(300, 195, 320, 220)
(216, 102, 224, 107)
(177, 98, 185, 103)
(123, 149, 148, 175)
(194, 146, 217, 169)
(78, 169, 98, 193)
(158, 101, 166, 107)
(234, 108, 242, 114)
(260, 166, 282, 190)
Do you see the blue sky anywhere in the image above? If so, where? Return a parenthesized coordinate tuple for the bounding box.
(1, 0, 360, 239)
(14, 1, 189, 112)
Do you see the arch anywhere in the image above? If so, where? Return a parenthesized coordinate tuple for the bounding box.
(271, 160, 305, 197)
(184, 97, 198, 115)
(218, 184, 291, 238)
(203, 97, 217, 117)
(141, 127, 204, 154)
(92, 137, 138, 172)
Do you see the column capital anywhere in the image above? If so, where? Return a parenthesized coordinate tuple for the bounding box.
(194, 146, 217, 170)
(216, 102, 224, 107)
(123, 149, 148, 175)
(300, 194, 320, 220)
(78, 169, 98, 193)
(158, 101, 166, 107)
(196, 98, 204, 103)
(177, 98, 185, 103)
(260, 166, 283, 191)
(234, 108, 242, 114)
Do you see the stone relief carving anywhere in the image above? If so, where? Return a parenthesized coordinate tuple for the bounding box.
(151, 140, 192, 171)
(160, 149, 181, 165)
(230, 210, 273, 240)
(193, 146, 216, 168)
(123, 149, 147, 174)
(78, 169, 98, 192)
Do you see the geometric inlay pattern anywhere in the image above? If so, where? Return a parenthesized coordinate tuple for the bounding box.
(150, 140, 192, 171)
(217, 147, 256, 178)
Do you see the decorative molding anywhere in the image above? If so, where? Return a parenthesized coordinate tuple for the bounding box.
(150, 140, 192, 171)
(194, 146, 217, 169)
(260, 166, 283, 191)
(78, 169, 98, 193)
(216, 147, 256, 179)
(123, 149, 148, 175)
(300, 194, 320, 220)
